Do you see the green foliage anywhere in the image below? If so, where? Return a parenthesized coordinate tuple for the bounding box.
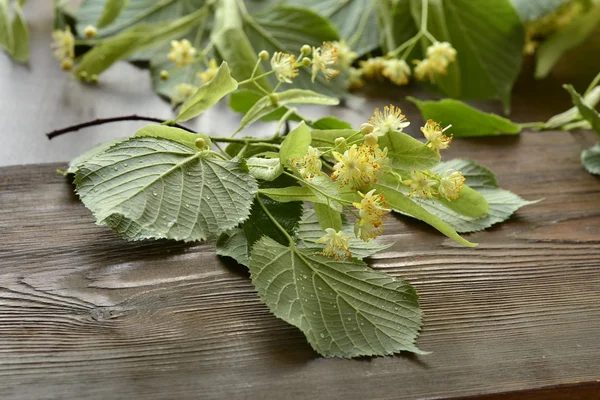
(309, 117, 353, 130)
(313, 203, 343, 231)
(175, 62, 239, 122)
(133, 125, 211, 150)
(249, 237, 424, 357)
(246, 157, 283, 181)
(67, 138, 126, 175)
(409, 97, 522, 137)
(96, 0, 129, 28)
(535, 3, 600, 79)
(279, 121, 311, 165)
(216, 227, 250, 266)
(564, 84, 600, 135)
(229, 90, 301, 122)
(414, 0, 525, 109)
(75, 136, 258, 242)
(581, 144, 600, 175)
(511, 0, 568, 22)
(243, 196, 303, 249)
(378, 131, 440, 170)
(0, 0, 29, 63)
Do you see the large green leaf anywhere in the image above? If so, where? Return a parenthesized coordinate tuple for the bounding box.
(237, 89, 339, 132)
(76, 0, 205, 37)
(67, 138, 127, 175)
(75, 136, 258, 242)
(246, 157, 284, 181)
(295, 0, 379, 56)
(229, 89, 302, 122)
(279, 121, 311, 165)
(535, 3, 600, 79)
(510, 0, 568, 21)
(413, 0, 524, 109)
(313, 202, 343, 231)
(582, 144, 600, 175)
(297, 207, 393, 260)
(216, 227, 250, 266)
(174, 62, 239, 122)
(564, 84, 600, 136)
(132, 125, 211, 150)
(249, 237, 424, 357)
(378, 131, 440, 170)
(409, 97, 521, 137)
(374, 173, 477, 247)
(412, 158, 538, 233)
(74, 9, 206, 77)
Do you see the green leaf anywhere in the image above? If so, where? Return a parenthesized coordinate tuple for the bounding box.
(296, 207, 393, 260)
(437, 185, 489, 218)
(535, 3, 600, 79)
(246, 157, 284, 181)
(174, 62, 239, 122)
(74, 9, 206, 77)
(376, 0, 419, 54)
(67, 138, 126, 175)
(259, 186, 319, 203)
(259, 178, 345, 213)
(75, 137, 258, 242)
(212, 0, 271, 90)
(564, 84, 600, 136)
(510, 0, 568, 22)
(77, 0, 204, 38)
(243, 196, 303, 249)
(97, 0, 129, 28)
(313, 203, 342, 231)
(216, 227, 249, 266)
(543, 86, 600, 130)
(378, 131, 440, 170)
(309, 117, 353, 130)
(0, 0, 12, 54)
(414, 0, 524, 109)
(11, 3, 28, 63)
(374, 173, 477, 247)
(238, 89, 339, 133)
(249, 237, 424, 357)
(280, 121, 311, 165)
(413, 158, 538, 233)
(582, 144, 600, 175)
(310, 129, 357, 149)
(296, 0, 379, 56)
(133, 125, 211, 150)
(409, 97, 522, 137)
(229, 89, 301, 122)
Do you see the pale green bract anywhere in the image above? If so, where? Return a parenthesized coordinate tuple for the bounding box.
(378, 131, 440, 170)
(249, 237, 424, 357)
(75, 136, 258, 242)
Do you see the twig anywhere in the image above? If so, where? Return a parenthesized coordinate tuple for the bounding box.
(46, 115, 195, 139)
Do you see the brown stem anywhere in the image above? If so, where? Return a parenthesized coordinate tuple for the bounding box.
(46, 115, 195, 139)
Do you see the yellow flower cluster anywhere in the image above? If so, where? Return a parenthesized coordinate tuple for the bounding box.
(369, 105, 410, 136)
(403, 169, 465, 200)
(316, 228, 352, 260)
(271, 52, 298, 83)
(292, 146, 322, 180)
(404, 171, 438, 199)
(353, 189, 391, 242)
(168, 39, 197, 68)
(421, 119, 452, 153)
(171, 83, 197, 106)
(331, 143, 388, 189)
(51, 27, 75, 71)
(311, 42, 340, 82)
(438, 170, 465, 200)
(414, 42, 457, 82)
(197, 59, 218, 84)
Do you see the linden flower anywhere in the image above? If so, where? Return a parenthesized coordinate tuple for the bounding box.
(168, 39, 197, 68)
(426, 42, 457, 64)
(197, 59, 218, 84)
(421, 119, 452, 153)
(382, 59, 411, 86)
(359, 57, 386, 79)
(292, 146, 322, 180)
(311, 42, 339, 82)
(270, 52, 298, 83)
(316, 228, 352, 260)
(438, 169, 465, 200)
(404, 171, 438, 199)
(353, 189, 391, 242)
(171, 83, 197, 106)
(368, 105, 410, 137)
(51, 27, 75, 62)
(331, 144, 387, 189)
(332, 40, 358, 69)
(348, 67, 365, 90)
(413, 58, 437, 82)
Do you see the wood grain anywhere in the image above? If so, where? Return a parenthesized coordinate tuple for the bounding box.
(2, 125, 600, 399)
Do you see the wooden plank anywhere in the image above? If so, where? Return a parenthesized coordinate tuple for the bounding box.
(1, 127, 599, 399)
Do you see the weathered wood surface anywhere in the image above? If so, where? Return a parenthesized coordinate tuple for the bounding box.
(1, 125, 600, 399)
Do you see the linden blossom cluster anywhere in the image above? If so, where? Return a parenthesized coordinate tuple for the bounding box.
(51, 25, 97, 79)
(291, 105, 465, 260)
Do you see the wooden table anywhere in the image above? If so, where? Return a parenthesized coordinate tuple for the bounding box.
(2, 3, 600, 400)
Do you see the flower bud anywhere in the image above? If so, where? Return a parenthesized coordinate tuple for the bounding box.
(160, 70, 169, 80)
(83, 25, 97, 39)
(258, 50, 269, 60)
(360, 123, 374, 134)
(60, 58, 73, 71)
(364, 133, 378, 147)
(301, 45, 312, 56)
(334, 137, 347, 149)
(90, 74, 99, 84)
(269, 93, 279, 106)
(195, 138, 206, 149)
(79, 71, 89, 81)
(302, 57, 311, 67)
